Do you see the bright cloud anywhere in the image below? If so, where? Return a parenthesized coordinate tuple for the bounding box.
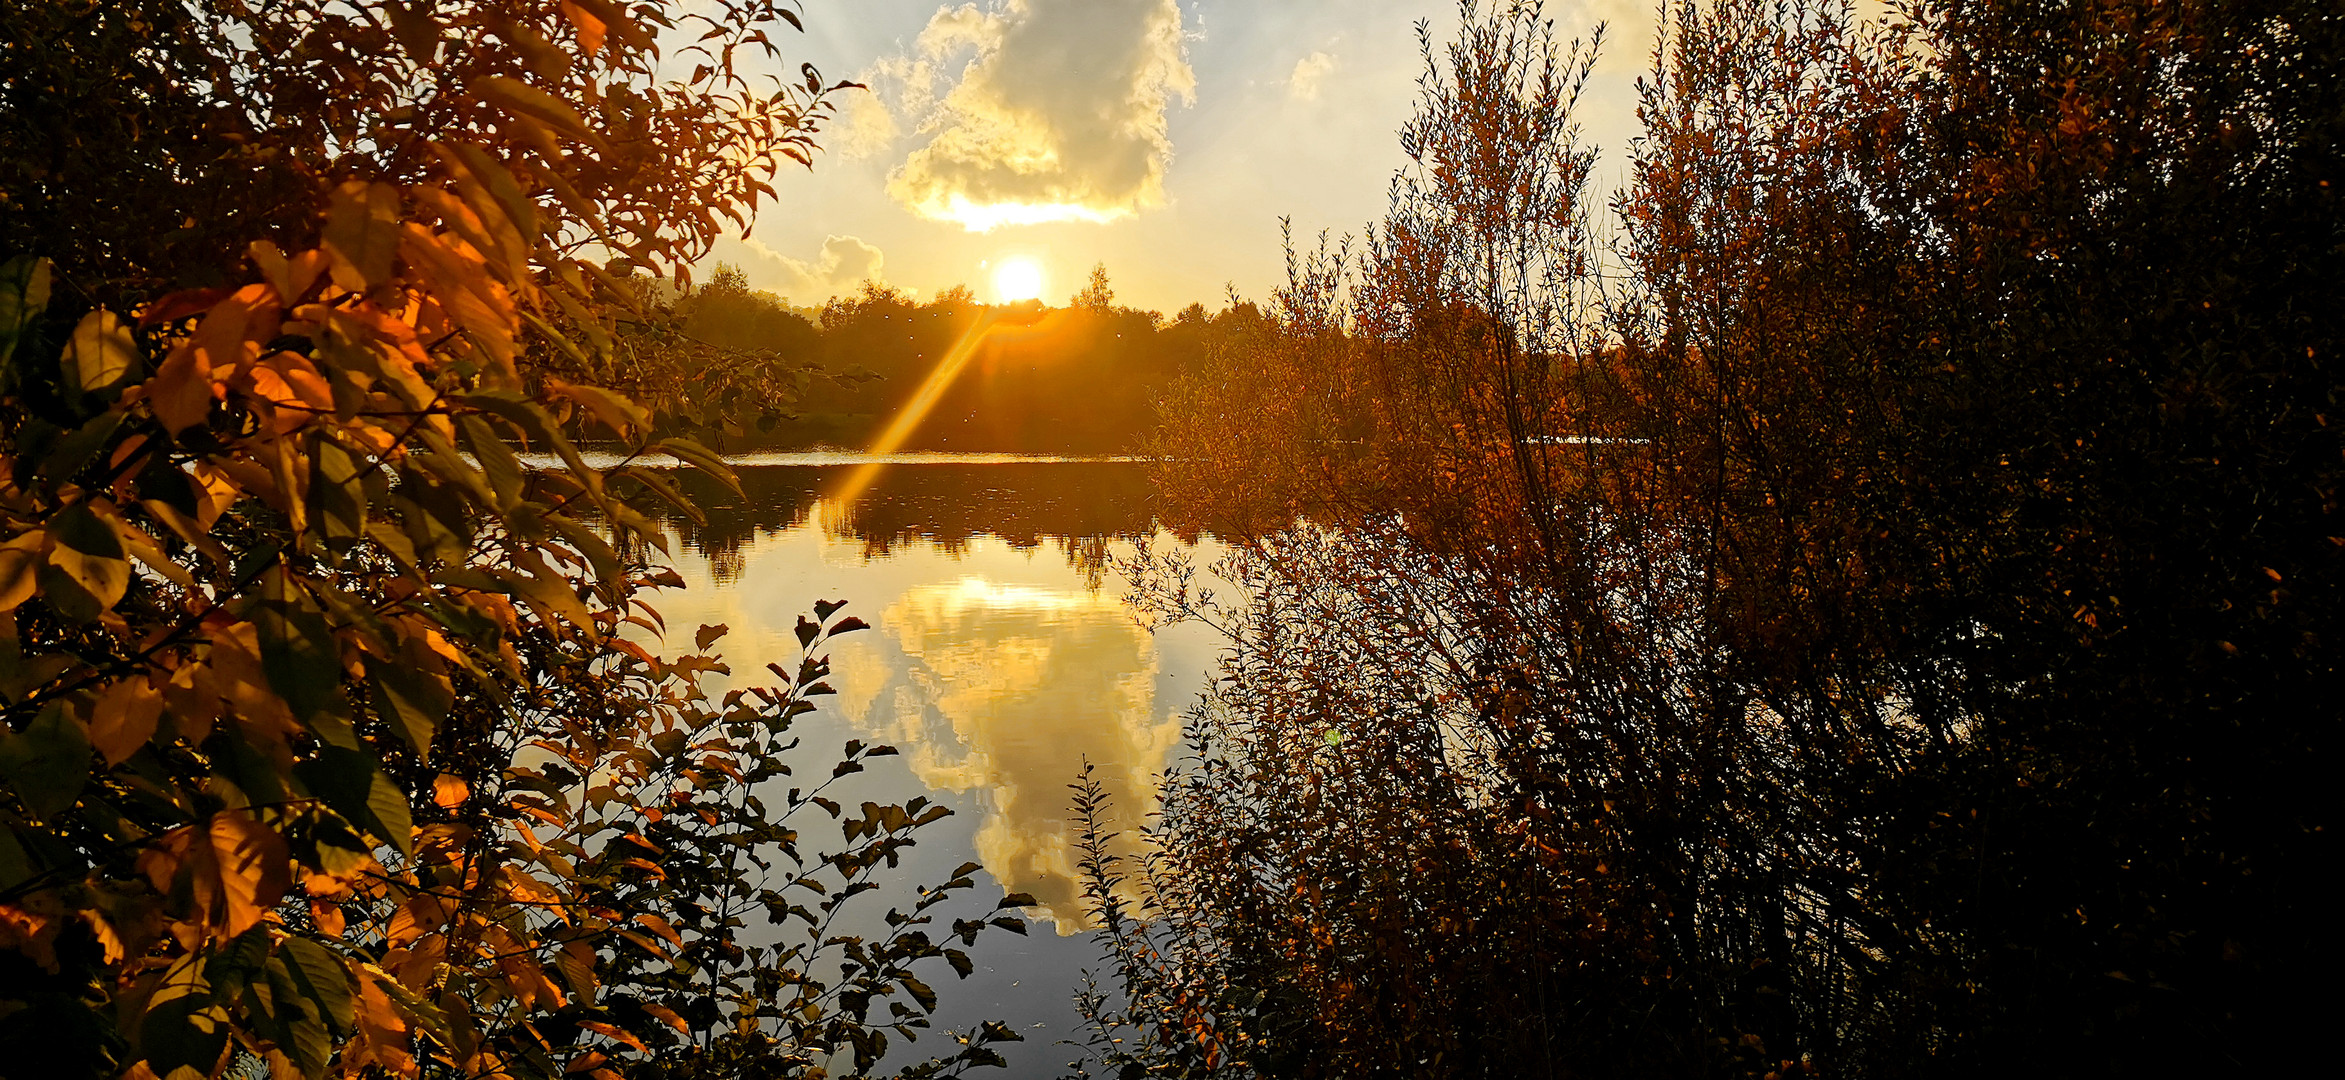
(832, 577, 1181, 932)
(742, 234, 887, 304)
(879, 0, 1196, 231)
(1289, 50, 1337, 100)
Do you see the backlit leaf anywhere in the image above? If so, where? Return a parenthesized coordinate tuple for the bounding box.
(90, 673, 164, 765)
(63, 307, 137, 390)
(323, 180, 403, 293)
(44, 502, 128, 616)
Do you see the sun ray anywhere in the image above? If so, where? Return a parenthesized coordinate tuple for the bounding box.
(833, 311, 1001, 506)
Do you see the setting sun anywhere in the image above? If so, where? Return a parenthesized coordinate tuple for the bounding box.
(992, 257, 1046, 303)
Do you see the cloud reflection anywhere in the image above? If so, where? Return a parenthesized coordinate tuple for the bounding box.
(834, 577, 1179, 932)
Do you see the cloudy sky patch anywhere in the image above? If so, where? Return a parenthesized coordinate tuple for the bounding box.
(876, 0, 1196, 231)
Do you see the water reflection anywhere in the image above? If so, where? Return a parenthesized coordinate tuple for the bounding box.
(637, 459, 1214, 944)
(834, 577, 1177, 930)
(666, 460, 1159, 581)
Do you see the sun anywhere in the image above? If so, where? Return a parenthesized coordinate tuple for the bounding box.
(992, 257, 1046, 303)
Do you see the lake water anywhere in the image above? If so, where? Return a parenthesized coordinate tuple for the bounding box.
(640, 458, 1220, 1072)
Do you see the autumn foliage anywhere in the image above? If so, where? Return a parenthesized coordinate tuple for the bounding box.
(0, 3, 1020, 1079)
(1105, 0, 2338, 1077)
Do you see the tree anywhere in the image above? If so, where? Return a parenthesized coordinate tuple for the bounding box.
(0, 3, 1023, 1078)
(1071, 265, 1115, 313)
(1107, 0, 2337, 1075)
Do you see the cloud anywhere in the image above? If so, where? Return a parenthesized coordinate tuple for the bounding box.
(831, 577, 1182, 933)
(741, 234, 886, 304)
(880, 0, 1196, 231)
(1288, 50, 1337, 101)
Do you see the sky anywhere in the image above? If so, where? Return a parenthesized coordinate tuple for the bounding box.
(710, 0, 1657, 315)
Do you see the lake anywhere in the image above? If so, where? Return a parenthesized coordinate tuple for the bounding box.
(638, 456, 1221, 1073)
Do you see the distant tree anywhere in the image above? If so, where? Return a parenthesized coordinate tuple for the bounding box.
(1072, 264, 1116, 312)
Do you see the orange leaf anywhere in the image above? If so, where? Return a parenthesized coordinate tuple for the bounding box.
(148, 343, 214, 435)
(640, 1001, 690, 1034)
(350, 972, 419, 1077)
(210, 811, 292, 938)
(89, 673, 164, 765)
(432, 773, 471, 809)
(561, 0, 608, 56)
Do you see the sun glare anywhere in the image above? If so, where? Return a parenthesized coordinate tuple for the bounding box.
(993, 258, 1046, 303)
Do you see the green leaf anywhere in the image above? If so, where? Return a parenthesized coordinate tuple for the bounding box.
(0, 700, 88, 822)
(139, 952, 230, 1079)
(310, 436, 368, 548)
(279, 937, 357, 1035)
(0, 254, 53, 369)
(255, 574, 348, 730)
(294, 746, 413, 857)
(368, 657, 448, 762)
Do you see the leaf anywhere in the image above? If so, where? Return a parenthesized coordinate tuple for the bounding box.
(473, 76, 607, 151)
(560, 0, 609, 56)
(323, 180, 404, 293)
(459, 414, 526, 512)
(295, 746, 415, 858)
(0, 254, 53, 367)
(255, 574, 347, 728)
(139, 952, 231, 1079)
(431, 773, 469, 809)
(310, 436, 368, 548)
(210, 811, 293, 938)
(0, 700, 89, 821)
(148, 345, 212, 436)
(63, 307, 137, 391)
(90, 673, 164, 765)
(368, 656, 449, 761)
(648, 437, 741, 497)
(549, 381, 649, 442)
(280, 937, 357, 1035)
(695, 623, 728, 651)
(0, 528, 48, 612)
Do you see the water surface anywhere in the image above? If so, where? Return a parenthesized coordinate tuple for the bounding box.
(640, 456, 1218, 1070)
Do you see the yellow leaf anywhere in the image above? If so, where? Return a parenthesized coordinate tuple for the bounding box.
(472, 76, 606, 151)
(90, 674, 164, 765)
(64, 308, 136, 390)
(0, 529, 47, 612)
(45, 502, 129, 614)
(323, 180, 404, 293)
(548, 380, 648, 442)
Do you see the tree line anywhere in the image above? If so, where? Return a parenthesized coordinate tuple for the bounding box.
(649, 265, 1265, 456)
(1077, 1, 2338, 1077)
